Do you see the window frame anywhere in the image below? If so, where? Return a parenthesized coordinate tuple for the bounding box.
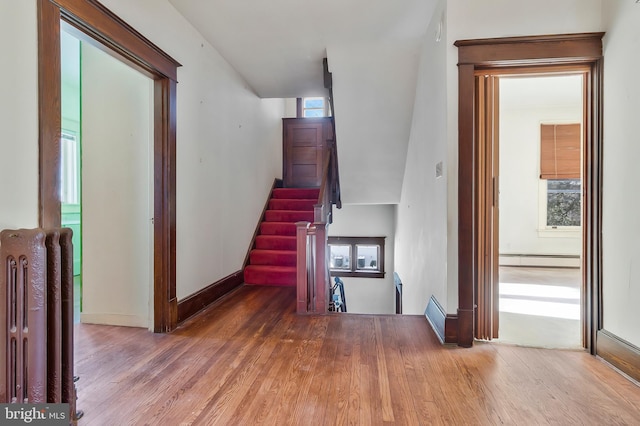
(537, 121, 583, 237)
(297, 97, 330, 118)
(537, 179, 582, 237)
(328, 236, 385, 278)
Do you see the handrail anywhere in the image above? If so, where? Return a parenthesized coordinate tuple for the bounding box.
(297, 58, 341, 314)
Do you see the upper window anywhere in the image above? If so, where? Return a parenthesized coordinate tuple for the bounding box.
(539, 123, 581, 230)
(539, 123, 581, 180)
(328, 236, 385, 278)
(302, 97, 328, 117)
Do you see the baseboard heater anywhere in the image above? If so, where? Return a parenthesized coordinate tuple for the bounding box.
(0, 228, 79, 421)
(499, 254, 580, 268)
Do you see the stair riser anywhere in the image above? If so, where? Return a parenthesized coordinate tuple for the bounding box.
(255, 236, 297, 251)
(268, 199, 316, 211)
(250, 250, 297, 266)
(271, 188, 320, 200)
(259, 222, 297, 236)
(264, 211, 314, 223)
(244, 268, 296, 286)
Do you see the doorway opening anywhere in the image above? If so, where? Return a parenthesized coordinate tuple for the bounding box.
(454, 33, 604, 350)
(496, 74, 584, 348)
(38, 0, 180, 332)
(60, 26, 155, 328)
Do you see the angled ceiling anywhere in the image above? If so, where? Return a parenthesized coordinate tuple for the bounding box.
(168, 0, 437, 98)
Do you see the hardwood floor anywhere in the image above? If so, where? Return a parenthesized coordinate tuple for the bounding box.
(75, 285, 640, 425)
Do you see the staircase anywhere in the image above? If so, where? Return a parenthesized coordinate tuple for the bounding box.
(244, 187, 320, 286)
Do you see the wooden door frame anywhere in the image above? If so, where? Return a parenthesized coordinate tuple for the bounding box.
(474, 74, 500, 341)
(454, 33, 604, 349)
(38, 0, 181, 332)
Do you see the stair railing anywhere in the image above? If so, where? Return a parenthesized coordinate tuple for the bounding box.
(296, 58, 341, 314)
(294, 146, 334, 314)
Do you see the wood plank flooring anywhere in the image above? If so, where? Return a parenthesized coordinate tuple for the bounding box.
(75, 285, 640, 425)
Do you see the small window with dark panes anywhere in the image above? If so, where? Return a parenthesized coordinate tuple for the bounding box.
(328, 237, 385, 278)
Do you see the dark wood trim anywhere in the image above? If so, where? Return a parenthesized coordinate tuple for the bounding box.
(596, 330, 640, 383)
(457, 63, 476, 348)
(445, 314, 458, 344)
(242, 179, 281, 269)
(38, 0, 180, 332)
(53, 0, 179, 79)
(38, 0, 62, 229)
(586, 57, 604, 354)
(177, 271, 244, 324)
(152, 78, 178, 332)
(456, 32, 604, 66)
(455, 33, 604, 348)
(329, 271, 385, 279)
(425, 296, 458, 344)
(296, 98, 303, 118)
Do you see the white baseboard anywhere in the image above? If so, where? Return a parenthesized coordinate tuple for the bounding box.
(80, 312, 149, 328)
(499, 255, 580, 268)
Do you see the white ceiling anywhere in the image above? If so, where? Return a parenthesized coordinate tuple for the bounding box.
(500, 75, 584, 109)
(168, 0, 437, 98)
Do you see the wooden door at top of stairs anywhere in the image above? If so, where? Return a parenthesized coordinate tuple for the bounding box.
(282, 117, 331, 188)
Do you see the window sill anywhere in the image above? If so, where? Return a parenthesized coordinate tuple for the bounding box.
(537, 228, 581, 238)
(330, 270, 385, 279)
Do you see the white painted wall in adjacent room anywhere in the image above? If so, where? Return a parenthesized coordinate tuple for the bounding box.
(394, 0, 449, 315)
(0, 1, 39, 230)
(601, 0, 640, 347)
(81, 42, 153, 328)
(499, 76, 582, 258)
(99, 0, 285, 300)
(328, 205, 395, 314)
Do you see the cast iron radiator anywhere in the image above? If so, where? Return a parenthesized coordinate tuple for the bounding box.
(0, 228, 77, 416)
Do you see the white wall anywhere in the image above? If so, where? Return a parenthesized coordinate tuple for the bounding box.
(499, 76, 582, 257)
(394, 0, 449, 315)
(97, 0, 285, 300)
(329, 205, 395, 314)
(81, 42, 153, 328)
(601, 0, 640, 347)
(0, 1, 39, 230)
(328, 41, 419, 204)
(283, 98, 297, 118)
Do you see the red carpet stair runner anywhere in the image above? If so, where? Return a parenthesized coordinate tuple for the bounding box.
(244, 187, 319, 286)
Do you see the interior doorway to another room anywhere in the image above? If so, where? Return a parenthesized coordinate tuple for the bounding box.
(475, 72, 586, 349)
(497, 75, 584, 349)
(60, 26, 155, 329)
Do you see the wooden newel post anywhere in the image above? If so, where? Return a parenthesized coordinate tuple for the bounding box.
(313, 223, 329, 314)
(295, 221, 310, 314)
